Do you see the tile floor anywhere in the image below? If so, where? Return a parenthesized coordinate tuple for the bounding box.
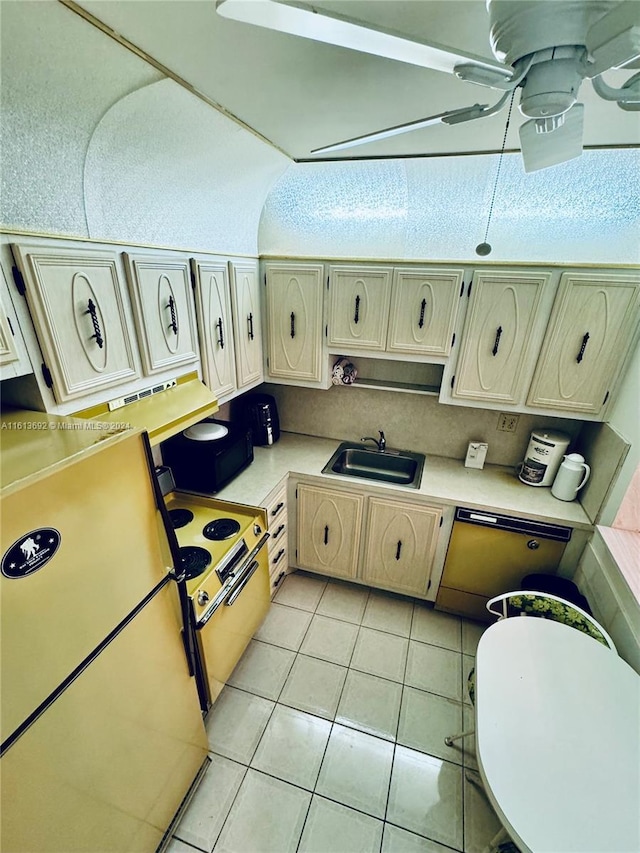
(167, 572, 504, 853)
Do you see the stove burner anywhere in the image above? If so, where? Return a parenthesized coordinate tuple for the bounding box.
(203, 518, 241, 541)
(169, 508, 194, 529)
(178, 546, 212, 580)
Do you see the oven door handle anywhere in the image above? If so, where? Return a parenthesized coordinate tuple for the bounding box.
(196, 532, 269, 628)
(226, 559, 260, 606)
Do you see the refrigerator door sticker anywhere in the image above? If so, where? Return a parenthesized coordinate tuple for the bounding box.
(2, 529, 61, 578)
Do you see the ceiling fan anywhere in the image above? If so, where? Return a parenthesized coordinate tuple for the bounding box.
(216, 0, 640, 171)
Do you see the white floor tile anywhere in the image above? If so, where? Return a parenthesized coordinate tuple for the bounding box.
(166, 838, 200, 853)
(397, 686, 464, 765)
(214, 769, 310, 853)
(279, 654, 347, 719)
(411, 606, 462, 652)
(362, 592, 414, 637)
(463, 772, 504, 853)
(351, 627, 409, 682)
(316, 724, 394, 819)
(462, 619, 486, 656)
(174, 754, 246, 851)
(300, 614, 359, 666)
(205, 686, 274, 764)
(253, 602, 313, 650)
(335, 669, 402, 741)
(273, 571, 327, 611)
(405, 641, 462, 702)
(387, 746, 463, 850)
(250, 704, 331, 790)
(227, 639, 295, 700)
(382, 823, 459, 852)
(299, 796, 384, 853)
(317, 581, 370, 623)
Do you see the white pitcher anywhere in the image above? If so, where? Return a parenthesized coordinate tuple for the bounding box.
(551, 453, 591, 502)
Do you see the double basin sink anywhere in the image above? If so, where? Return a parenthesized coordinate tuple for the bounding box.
(322, 442, 425, 489)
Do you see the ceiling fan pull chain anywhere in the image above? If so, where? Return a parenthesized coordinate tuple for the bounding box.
(476, 89, 516, 257)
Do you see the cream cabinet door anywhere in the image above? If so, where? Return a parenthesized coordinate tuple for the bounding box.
(230, 260, 263, 389)
(328, 266, 392, 351)
(387, 267, 463, 356)
(527, 272, 640, 415)
(265, 263, 324, 382)
(452, 270, 553, 405)
(123, 254, 199, 375)
(192, 259, 237, 400)
(11, 243, 139, 403)
(362, 498, 441, 596)
(297, 484, 364, 580)
(0, 266, 31, 380)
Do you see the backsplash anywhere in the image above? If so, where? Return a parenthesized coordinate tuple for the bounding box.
(260, 383, 582, 468)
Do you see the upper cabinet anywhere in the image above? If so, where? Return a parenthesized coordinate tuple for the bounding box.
(328, 265, 393, 351)
(387, 267, 464, 357)
(192, 258, 237, 402)
(327, 264, 463, 359)
(10, 242, 140, 403)
(449, 269, 554, 407)
(527, 271, 640, 416)
(229, 260, 263, 390)
(264, 262, 325, 385)
(123, 253, 199, 375)
(0, 265, 32, 381)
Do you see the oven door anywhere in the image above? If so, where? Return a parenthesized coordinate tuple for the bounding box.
(194, 534, 270, 707)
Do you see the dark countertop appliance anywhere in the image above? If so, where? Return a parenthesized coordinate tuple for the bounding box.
(243, 393, 280, 446)
(161, 419, 253, 495)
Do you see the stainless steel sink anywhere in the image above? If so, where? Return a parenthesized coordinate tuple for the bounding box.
(322, 442, 425, 489)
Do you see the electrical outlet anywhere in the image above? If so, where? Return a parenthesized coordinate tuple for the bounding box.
(497, 413, 519, 432)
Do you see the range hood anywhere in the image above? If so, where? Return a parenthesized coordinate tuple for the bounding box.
(73, 372, 219, 446)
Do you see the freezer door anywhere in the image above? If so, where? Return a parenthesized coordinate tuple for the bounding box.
(1, 429, 175, 742)
(1, 583, 207, 853)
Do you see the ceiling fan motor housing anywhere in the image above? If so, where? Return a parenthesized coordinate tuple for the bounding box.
(519, 50, 585, 118)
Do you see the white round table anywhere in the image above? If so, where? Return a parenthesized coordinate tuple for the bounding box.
(475, 616, 640, 853)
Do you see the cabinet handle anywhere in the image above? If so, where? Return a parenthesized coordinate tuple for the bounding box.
(216, 317, 224, 349)
(271, 502, 284, 516)
(354, 294, 360, 324)
(274, 570, 286, 587)
(418, 298, 427, 329)
(247, 312, 254, 341)
(86, 299, 104, 349)
(273, 548, 285, 565)
(290, 311, 295, 338)
(491, 326, 502, 357)
(274, 523, 285, 538)
(167, 295, 178, 335)
(324, 525, 329, 545)
(576, 332, 590, 363)
(395, 540, 402, 560)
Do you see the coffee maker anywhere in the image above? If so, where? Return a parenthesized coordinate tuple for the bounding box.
(243, 393, 280, 446)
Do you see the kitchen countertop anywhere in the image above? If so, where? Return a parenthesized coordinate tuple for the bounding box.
(216, 432, 592, 530)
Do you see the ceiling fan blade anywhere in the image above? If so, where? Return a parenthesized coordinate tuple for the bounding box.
(519, 104, 585, 173)
(216, 0, 511, 79)
(586, 1, 640, 76)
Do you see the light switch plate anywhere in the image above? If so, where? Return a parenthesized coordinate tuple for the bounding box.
(465, 441, 488, 469)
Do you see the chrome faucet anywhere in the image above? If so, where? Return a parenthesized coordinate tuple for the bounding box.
(361, 430, 386, 452)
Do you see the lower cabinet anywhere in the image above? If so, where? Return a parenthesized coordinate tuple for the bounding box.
(296, 484, 364, 580)
(362, 498, 442, 596)
(264, 477, 289, 595)
(295, 480, 442, 597)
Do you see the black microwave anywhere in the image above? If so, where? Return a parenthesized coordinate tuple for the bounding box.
(161, 420, 253, 494)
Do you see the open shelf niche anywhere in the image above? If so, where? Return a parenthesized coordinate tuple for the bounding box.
(329, 355, 443, 396)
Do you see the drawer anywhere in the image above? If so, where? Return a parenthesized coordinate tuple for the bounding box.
(270, 565, 287, 596)
(268, 515, 287, 550)
(269, 544, 288, 577)
(265, 481, 287, 527)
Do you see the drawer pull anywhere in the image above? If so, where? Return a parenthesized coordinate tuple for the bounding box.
(274, 523, 286, 538)
(272, 548, 285, 565)
(271, 502, 285, 516)
(274, 570, 286, 588)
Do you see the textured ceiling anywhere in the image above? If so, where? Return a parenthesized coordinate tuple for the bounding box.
(75, 0, 640, 162)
